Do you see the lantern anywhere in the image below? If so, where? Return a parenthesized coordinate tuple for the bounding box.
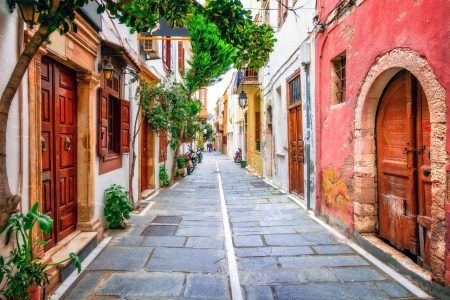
(16, 0, 39, 26)
(238, 90, 248, 109)
(103, 58, 115, 81)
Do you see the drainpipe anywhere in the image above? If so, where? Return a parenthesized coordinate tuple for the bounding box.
(17, 16, 24, 212)
(303, 63, 312, 210)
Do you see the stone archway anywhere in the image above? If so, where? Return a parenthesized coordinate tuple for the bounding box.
(353, 48, 447, 282)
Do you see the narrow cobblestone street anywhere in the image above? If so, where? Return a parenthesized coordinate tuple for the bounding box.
(65, 153, 417, 299)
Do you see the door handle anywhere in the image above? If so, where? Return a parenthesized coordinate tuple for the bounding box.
(64, 137, 71, 151)
(41, 137, 46, 152)
(423, 169, 431, 177)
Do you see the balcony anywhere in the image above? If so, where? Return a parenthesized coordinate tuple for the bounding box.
(236, 68, 259, 88)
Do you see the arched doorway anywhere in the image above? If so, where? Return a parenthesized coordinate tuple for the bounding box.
(376, 70, 431, 267)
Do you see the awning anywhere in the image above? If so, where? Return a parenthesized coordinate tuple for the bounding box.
(101, 39, 141, 72)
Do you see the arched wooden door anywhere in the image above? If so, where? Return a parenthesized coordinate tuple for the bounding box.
(376, 70, 431, 267)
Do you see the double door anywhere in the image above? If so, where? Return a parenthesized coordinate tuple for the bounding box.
(376, 71, 431, 266)
(141, 121, 155, 192)
(41, 57, 77, 250)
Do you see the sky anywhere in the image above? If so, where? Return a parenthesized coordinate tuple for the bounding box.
(206, 70, 234, 114)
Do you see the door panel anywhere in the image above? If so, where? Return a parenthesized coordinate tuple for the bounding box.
(141, 121, 148, 192)
(377, 71, 431, 264)
(289, 104, 304, 196)
(377, 71, 417, 254)
(41, 58, 77, 248)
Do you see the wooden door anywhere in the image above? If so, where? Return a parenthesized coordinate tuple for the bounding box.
(376, 71, 431, 265)
(288, 104, 304, 196)
(41, 58, 77, 248)
(141, 122, 148, 192)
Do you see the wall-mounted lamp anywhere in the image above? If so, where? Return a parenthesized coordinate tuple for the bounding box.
(8, 0, 39, 27)
(103, 58, 115, 81)
(238, 90, 248, 109)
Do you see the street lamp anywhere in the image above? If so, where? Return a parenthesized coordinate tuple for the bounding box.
(238, 90, 248, 109)
(103, 58, 115, 81)
(10, 0, 39, 26)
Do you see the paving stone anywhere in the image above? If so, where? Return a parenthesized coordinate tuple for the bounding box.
(109, 235, 144, 246)
(234, 235, 264, 247)
(232, 221, 258, 228)
(275, 282, 389, 300)
(65, 271, 104, 299)
(375, 281, 413, 298)
(264, 233, 338, 246)
(296, 267, 339, 282)
(313, 244, 354, 254)
(240, 269, 301, 285)
(176, 226, 224, 237)
(184, 274, 230, 299)
(186, 237, 224, 249)
(140, 236, 185, 247)
(245, 286, 275, 300)
(146, 248, 226, 273)
(236, 246, 313, 257)
(88, 246, 153, 271)
(234, 226, 297, 235)
(279, 255, 369, 268)
(98, 272, 184, 297)
(238, 257, 278, 270)
(332, 267, 386, 281)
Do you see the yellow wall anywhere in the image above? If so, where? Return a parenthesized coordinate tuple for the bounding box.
(245, 87, 262, 176)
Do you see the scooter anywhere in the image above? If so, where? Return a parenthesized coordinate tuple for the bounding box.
(196, 146, 203, 163)
(234, 148, 242, 163)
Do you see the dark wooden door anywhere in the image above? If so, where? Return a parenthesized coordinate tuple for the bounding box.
(289, 104, 304, 196)
(141, 122, 149, 192)
(41, 58, 77, 249)
(376, 71, 431, 265)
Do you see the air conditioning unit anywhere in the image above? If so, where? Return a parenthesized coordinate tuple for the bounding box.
(141, 39, 160, 60)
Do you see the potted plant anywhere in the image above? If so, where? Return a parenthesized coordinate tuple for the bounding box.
(0, 203, 81, 300)
(240, 161, 248, 168)
(177, 155, 187, 177)
(104, 184, 134, 229)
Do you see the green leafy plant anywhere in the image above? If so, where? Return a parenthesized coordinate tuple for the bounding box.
(177, 155, 188, 169)
(159, 165, 171, 187)
(0, 203, 81, 299)
(104, 184, 134, 229)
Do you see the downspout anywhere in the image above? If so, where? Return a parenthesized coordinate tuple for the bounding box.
(303, 63, 312, 210)
(17, 17, 24, 213)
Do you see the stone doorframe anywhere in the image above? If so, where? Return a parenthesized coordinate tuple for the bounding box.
(353, 48, 447, 283)
(27, 15, 102, 255)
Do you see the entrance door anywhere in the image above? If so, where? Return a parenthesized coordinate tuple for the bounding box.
(288, 74, 304, 196)
(141, 121, 155, 192)
(41, 57, 77, 250)
(376, 70, 431, 266)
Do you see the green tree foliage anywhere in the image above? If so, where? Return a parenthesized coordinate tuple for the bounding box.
(184, 14, 235, 93)
(104, 185, 133, 229)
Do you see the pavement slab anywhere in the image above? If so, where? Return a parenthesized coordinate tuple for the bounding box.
(63, 153, 418, 299)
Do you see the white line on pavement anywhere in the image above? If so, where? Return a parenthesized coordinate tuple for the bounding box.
(49, 236, 112, 300)
(215, 159, 243, 300)
(287, 195, 431, 299)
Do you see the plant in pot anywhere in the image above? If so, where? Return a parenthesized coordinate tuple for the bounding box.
(177, 155, 187, 177)
(159, 165, 171, 187)
(104, 184, 134, 229)
(0, 203, 81, 300)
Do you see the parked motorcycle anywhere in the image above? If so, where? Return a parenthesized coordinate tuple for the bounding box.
(196, 146, 203, 163)
(234, 148, 242, 163)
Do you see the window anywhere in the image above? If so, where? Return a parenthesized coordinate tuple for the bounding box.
(159, 132, 168, 162)
(255, 112, 261, 152)
(277, 0, 288, 28)
(162, 38, 172, 71)
(331, 52, 346, 104)
(98, 61, 130, 174)
(288, 73, 301, 106)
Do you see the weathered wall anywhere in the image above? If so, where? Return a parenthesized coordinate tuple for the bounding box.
(315, 0, 450, 283)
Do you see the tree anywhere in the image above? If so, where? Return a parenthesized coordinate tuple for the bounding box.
(0, 0, 275, 229)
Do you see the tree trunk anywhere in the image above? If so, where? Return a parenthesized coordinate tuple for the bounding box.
(171, 125, 185, 181)
(128, 98, 142, 205)
(0, 25, 50, 230)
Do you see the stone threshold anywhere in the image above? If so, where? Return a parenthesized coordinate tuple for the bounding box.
(141, 188, 156, 199)
(41, 230, 98, 292)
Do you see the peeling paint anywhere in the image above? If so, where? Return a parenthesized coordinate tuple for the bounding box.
(321, 167, 352, 216)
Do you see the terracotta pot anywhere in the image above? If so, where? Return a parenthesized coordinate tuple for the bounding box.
(27, 285, 42, 300)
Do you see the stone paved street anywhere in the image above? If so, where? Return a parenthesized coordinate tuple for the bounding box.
(64, 153, 418, 299)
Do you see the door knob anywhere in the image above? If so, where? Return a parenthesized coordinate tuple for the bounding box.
(41, 137, 46, 152)
(64, 137, 71, 151)
(423, 169, 431, 177)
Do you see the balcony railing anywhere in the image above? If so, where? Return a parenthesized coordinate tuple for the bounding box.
(236, 68, 259, 88)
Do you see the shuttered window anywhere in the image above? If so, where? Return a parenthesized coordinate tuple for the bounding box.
(277, 0, 288, 28)
(255, 112, 261, 152)
(162, 39, 172, 71)
(159, 131, 168, 162)
(178, 42, 185, 73)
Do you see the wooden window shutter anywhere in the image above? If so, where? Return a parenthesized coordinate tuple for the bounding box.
(178, 42, 184, 73)
(120, 99, 130, 153)
(159, 132, 167, 162)
(97, 87, 109, 158)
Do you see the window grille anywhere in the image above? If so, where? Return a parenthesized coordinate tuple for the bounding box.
(288, 75, 301, 106)
(332, 53, 346, 104)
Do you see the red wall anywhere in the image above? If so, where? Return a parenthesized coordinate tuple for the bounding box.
(315, 0, 450, 228)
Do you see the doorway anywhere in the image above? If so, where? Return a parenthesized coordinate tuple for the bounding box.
(41, 57, 78, 250)
(376, 70, 431, 267)
(141, 121, 155, 192)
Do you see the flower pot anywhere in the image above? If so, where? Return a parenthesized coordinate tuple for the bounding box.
(177, 167, 186, 176)
(28, 285, 42, 300)
(240, 161, 247, 168)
